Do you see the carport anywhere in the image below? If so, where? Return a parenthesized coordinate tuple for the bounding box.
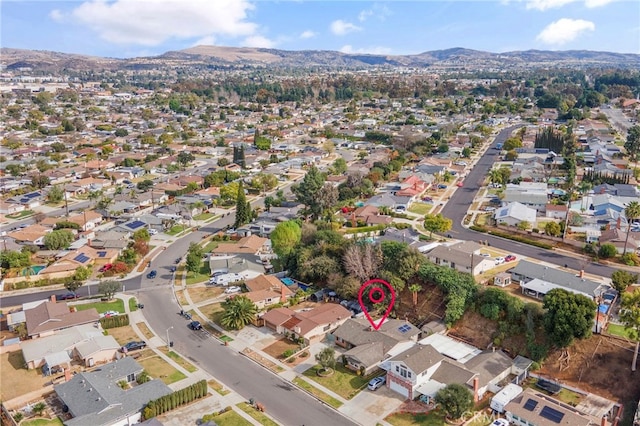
(43, 351, 71, 376)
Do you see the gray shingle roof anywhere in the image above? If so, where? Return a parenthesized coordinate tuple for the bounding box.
(332, 318, 419, 353)
(389, 344, 443, 373)
(509, 260, 605, 296)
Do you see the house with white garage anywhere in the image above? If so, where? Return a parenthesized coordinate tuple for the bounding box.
(494, 202, 537, 228)
(424, 241, 496, 276)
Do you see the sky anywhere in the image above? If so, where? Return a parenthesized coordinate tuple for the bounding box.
(1, 0, 639, 58)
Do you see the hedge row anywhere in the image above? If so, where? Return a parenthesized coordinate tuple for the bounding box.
(100, 314, 130, 329)
(343, 224, 386, 234)
(143, 380, 208, 419)
(487, 230, 554, 249)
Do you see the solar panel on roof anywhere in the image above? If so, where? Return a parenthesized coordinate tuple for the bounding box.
(540, 406, 565, 424)
(125, 220, 145, 230)
(97, 251, 107, 257)
(398, 324, 411, 333)
(523, 399, 538, 411)
(73, 253, 90, 263)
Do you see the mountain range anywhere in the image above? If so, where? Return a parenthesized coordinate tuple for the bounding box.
(1, 46, 639, 72)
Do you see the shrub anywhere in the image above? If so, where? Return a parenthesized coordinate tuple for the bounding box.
(598, 243, 617, 259)
(13, 412, 23, 422)
(100, 314, 130, 329)
(282, 349, 296, 359)
(487, 230, 553, 249)
(621, 252, 640, 266)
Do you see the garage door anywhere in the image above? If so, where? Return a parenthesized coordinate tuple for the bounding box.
(389, 380, 409, 399)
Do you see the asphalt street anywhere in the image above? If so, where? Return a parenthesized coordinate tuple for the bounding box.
(441, 125, 616, 278)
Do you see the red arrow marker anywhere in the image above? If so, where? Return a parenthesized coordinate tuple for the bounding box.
(358, 279, 396, 331)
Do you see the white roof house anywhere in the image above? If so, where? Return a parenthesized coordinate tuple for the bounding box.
(494, 202, 537, 227)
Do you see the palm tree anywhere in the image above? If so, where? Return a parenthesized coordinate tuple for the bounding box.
(88, 189, 102, 208)
(578, 181, 592, 211)
(315, 347, 336, 374)
(409, 284, 422, 306)
(623, 201, 640, 255)
(488, 168, 502, 186)
(220, 296, 257, 330)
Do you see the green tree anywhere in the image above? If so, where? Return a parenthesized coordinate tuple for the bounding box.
(115, 128, 129, 137)
(98, 280, 121, 300)
(185, 251, 201, 275)
(624, 125, 640, 163)
(517, 220, 531, 231)
(177, 152, 195, 169)
(0, 250, 31, 269)
(264, 195, 275, 212)
(503, 136, 523, 151)
(65, 280, 83, 294)
(73, 265, 91, 282)
(220, 296, 258, 330)
(137, 179, 154, 191)
(331, 157, 348, 175)
(434, 384, 474, 420)
(292, 165, 326, 220)
(270, 220, 302, 260)
(423, 213, 452, 238)
(543, 289, 596, 348)
(31, 174, 50, 189)
(624, 201, 640, 255)
(598, 243, 617, 259)
(612, 270, 639, 293)
(315, 347, 336, 373)
(544, 221, 562, 237)
(43, 229, 74, 250)
(133, 228, 151, 242)
(234, 181, 250, 228)
(620, 288, 640, 371)
(47, 185, 64, 203)
(409, 283, 422, 306)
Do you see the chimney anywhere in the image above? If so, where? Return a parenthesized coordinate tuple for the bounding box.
(65, 369, 72, 382)
(88, 238, 92, 247)
(473, 377, 479, 402)
(51, 294, 56, 303)
(601, 416, 608, 426)
(579, 270, 584, 278)
(280, 285, 286, 304)
(616, 217, 621, 230)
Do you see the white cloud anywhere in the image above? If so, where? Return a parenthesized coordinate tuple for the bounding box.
(526, 0, 577, 11)
(536, 18, 595, 45)
(193, 36, 216, 46)
(340, 45, 392, 55)
(300, 30, 317, 39)
(584, 0, 616, 7)
(60, 0, 258, 46)
(330, 20, 362, 36)
(358, 4, 391, 22)
(243, 35, 275, 48)
(49, 9, 64, 22)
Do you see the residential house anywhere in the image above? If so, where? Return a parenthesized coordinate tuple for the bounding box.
(365, 194, 414, 211)
(7, 191, 43, 209)
(505, 388, 606, 426)
(332, 318, 420, 374)
(0, 201, 25, 215)
(41, 246, 119, 278)
(599, 228, 639, 254)
(20, 323, 118, 370)
(91, 230, 130, 250)
(503, 183, 548, 212)
(494, 202, 537, 228)
(54, 357, 172, 426)
(395, 175, 428, 198)
(7, 224, 51, 246)
(261, 303, 352, 344)
(209, 235, 273, 278)
(545, 204, 567, 220)
(243, 274, 294, 309)
(344, 205, 393, 226)
(24, 299, 100, 338)
(510, 260, 610, 300)
(425, 242, 495, 276)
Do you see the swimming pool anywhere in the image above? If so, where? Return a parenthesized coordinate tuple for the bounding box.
(281, 277, 294, 286)
(21, 265, 45, 276)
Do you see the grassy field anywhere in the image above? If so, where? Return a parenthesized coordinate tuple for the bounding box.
(236, 402, 279, 426)
(208, 410, 252, 426)
(136, 322, 155, 340)
(158, 347, 197, 373)
(128, 297, 138, 312)
(6, 210, 34, 219)
(208, 379, 230, 396)
(104, 325, 139, 345)
(176, 290, 188, 306)
(21, 418, 64, 426)
(138, 354, 186, 385)
(202, 240, 219, 253)
(0, 351, 52, 401)
(292, 377, 343, 408)
(198, 302, 225, 326)
(166, 225, 188, 236)
(185, 262, 211, 285)
(385, 411, 447, 426)
(188, 286, 223, 304)
(607, 324, 635, 339)
(303, 363, 378, 399)
(75, 299, 124, 314)
(194, 212, 215, 221)
(408, 203, 433, 215)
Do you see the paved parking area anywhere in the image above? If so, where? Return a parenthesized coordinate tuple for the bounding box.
(339, 385, 405, 424)
(235, 326, 276, 349)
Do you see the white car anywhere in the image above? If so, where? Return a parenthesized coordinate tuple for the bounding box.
(495, 257, 505, 265)
(148, 229, 158, 235)
(101, 310, 119, 318)
(454, 161, 468, 166)
(224, 286, 242, 294)
(491, 420, 510, 426)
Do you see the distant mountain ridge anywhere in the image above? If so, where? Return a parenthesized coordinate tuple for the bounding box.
(1, 45, 639, 72)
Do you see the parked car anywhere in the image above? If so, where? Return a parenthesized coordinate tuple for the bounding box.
(368, 376, 386, 391)
(101, 310, 119, 318)
(437, 184, 447, 189)
(146, 270, 157, 279)
(120, 341, 146, 352)
(494, 257, 505, 265)
(484, 207, 496, 212)
(56, 293, 79, 300)
(188, 321, 203, 331)
(99, 263, 113, 272)
(456, 181, 463, 187)
(169, 266, 177, 273)
(491, 420, 510, 426)
(454, 161, 468, 166)
(148, 229, 158, 236)
(536, 378, 561, 395)
(505, 254, 516, 262)
(174, 258, 181, 264)
(422, 196, 433, 202)
(224, 286, 242, 294)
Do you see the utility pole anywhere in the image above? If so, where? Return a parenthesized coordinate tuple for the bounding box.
(64, 188, 69, 217)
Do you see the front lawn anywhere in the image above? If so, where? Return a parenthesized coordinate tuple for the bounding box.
(208, 379, 230, 396)
(0, 352, 52, 401)
(236, 403, 279, 426)
(137, 354, 187, 385)
(185, 262, 211, 285)
(158, 347, 197, 373)
(21, 418, 64, 426)
(207, 410, 252, 426)
(104, 325, 140, 345)
(194, 212, 215, 221)
(385, 411, 446, 426)
(166, 225, 187, 236)
(303, 363, 379, 400)
(202, 240, 220, 253)
(292, 377, 343, 408)
(75, 299, 125, 314)
(6, 210, 33, 219)
(128, 297, 138, 312)
(408, 203, 432, 215)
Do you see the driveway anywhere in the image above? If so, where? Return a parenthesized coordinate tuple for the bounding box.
(340, 385, 405, 425)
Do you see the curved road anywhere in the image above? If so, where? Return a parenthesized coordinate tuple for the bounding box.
(442, 125, 616, 278)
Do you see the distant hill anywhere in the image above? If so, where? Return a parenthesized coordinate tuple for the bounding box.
(1, 45, 639, 72)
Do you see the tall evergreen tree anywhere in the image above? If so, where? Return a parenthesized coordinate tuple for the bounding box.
(234, 181, 250, 228)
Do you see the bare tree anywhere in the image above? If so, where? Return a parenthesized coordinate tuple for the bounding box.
(343, 243, 382, 282)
